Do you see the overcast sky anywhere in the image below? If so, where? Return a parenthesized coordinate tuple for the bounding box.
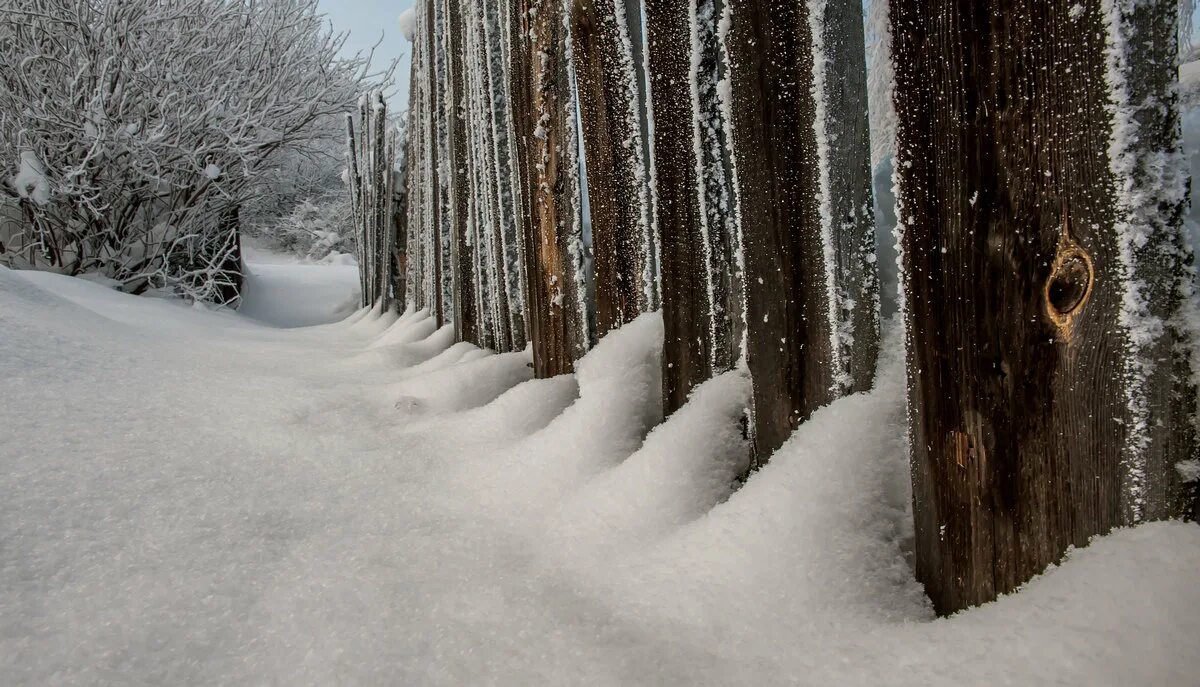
(317, 0, 415, 112)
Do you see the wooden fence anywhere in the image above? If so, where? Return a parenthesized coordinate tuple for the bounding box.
(354, 0, 1199, 615)
(346, 93, 403, 309)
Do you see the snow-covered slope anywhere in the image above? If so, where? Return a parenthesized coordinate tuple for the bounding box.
(237, 242, 360, 327)
(0, 266, 1196, 685)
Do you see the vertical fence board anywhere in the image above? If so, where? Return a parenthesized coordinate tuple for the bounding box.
(892, 0, 1197, 615)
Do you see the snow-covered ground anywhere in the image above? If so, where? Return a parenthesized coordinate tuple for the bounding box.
(238, 246, 360, 328)
(1, 255, 1197, 685)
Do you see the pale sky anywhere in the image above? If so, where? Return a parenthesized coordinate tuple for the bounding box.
(317, 0, 415, 112)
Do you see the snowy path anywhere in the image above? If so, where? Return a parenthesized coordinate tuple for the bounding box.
(1, 262, 1198, 685)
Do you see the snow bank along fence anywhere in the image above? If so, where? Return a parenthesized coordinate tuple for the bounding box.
(357, 0, 1200, 615)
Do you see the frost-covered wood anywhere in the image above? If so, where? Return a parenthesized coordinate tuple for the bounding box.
(691, 0, 743, 376)
(646, 0, 731, 415)
(572, 0, 655, 336)
(405, 0, 431, 311)
(810, 0, 879, 392)
(347, 115, 369, 303)
(482, 0, 528, 351)
(404, 10, 423, 310)
(892, 0, 1198, 616)
(444, 0, 477, 344)
(722, 0, 879, 460)
(625, 0, 660, 314)
(434, 5, 451, 325)
(472, 4, 513, 351)
(410, 0, 529, 352)
(432, 0, 456, 327)
(346, 94, 398, 309)
(466, 0, 502, 348)
(508, 0, 592, 377)
(422, 0, 442, 321)
(391, 117, 410, 307)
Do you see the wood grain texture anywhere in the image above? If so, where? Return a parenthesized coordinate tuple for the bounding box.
(394, 69, 417, 309)
(724, 0, 835, 461)
(816, 0, 879, 393)
(482, 0, 527, 352)
(470, 6, 513, 350)
(646, 0, 713, 415)
(573, 0, 652, 337)
(891, 0, 1198, 615)
(404, 12, 426, 311)
(508, 0, 590, 377)
(425, 0, 443, 325)
(444, 0, 476, 345)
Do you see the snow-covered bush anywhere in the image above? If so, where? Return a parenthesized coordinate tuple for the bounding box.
(242, 135, 348, 229)
(0, 0, 390, 303)
(248, 195, 356, 263)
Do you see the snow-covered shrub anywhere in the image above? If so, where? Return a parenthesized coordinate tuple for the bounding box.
(249, 195, 356, 263)
(0, 0, 391, 303)
(240, 132, 361, 262)
(242, 136, 349, 230)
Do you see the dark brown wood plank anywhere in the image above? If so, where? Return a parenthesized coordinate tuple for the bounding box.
(444, 0, 476, 345)
(892, 0, 1198, 615)
(724, 0, 835, 460)
(573, 0, 652, 337)
(646, 0, 713, 414)
(508, 0, 589, 377)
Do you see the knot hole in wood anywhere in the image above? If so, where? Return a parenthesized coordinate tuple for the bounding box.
(1044, 209, 1094, 339)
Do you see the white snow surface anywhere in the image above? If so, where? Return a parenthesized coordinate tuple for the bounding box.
(0, 263, 1198, 685)
(237, 246, 359, 327)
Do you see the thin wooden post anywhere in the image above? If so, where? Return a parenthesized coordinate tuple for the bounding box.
(346, 115, 368, 307)
(509, 0, 591, 377)
(445, 0, 477, 344)
(572, 0, 654, 337)
(645, 0, 713, 414)
(722, 0, 878, 462)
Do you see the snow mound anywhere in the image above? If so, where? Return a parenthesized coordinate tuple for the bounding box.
(238, 261, 359, 327)
(445, 313, 664, 524)
(390, 349, 533, 415)
(10, 151, 50, 205)
(0, 268, 1197, 685)
(398, 8, 416, 41)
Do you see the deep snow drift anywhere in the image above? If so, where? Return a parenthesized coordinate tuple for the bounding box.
(237, 243, 360, 327)
(0, 262, 1197, 685)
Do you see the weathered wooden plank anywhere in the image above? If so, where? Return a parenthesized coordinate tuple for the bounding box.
(723, 0, 835, 460)
(508, 0, 590, 377)
(444, 0, 476, 343)
(425, 0, 444, 325)
(814, 0, 878, 393)
(892, 0, 1198, 615)
(646, 0, 716, 415)
(572, 0, 653, 337)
